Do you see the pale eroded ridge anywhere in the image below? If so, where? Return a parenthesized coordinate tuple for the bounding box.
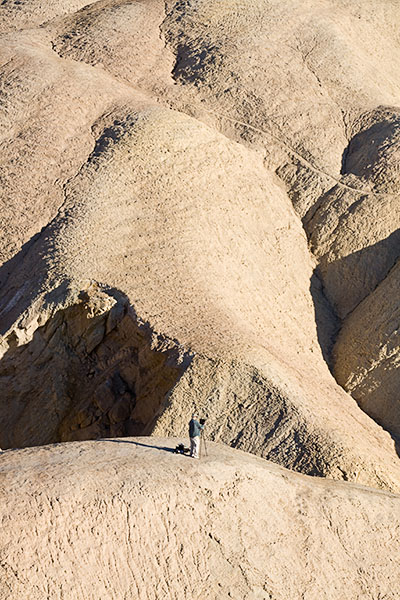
(1, 439, 400, 600)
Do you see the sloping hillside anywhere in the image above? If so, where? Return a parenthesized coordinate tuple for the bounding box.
(1, 439, 400, 600)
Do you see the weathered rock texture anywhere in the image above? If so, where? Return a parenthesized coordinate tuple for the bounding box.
(0, 287, 190, 448)
(1, 0, 400, 493)
(333, 259, 400, 436)
(1, 439, 400, 600)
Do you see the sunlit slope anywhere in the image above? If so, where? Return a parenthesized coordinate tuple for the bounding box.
(1, 439, 400, 600)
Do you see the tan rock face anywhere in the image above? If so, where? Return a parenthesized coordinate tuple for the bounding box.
(304, 106, 400, 321)
(1, 439, 400, 600)
(51, 0, 174, 94)
(0, 0, 100, 34)
(0, 29, 137, 268)
(162, 0, 400, 215)
(1, 105, 399, 490)
(333, 259, 400, 437)
(0, 0, 400, 495)
(0, 286, 189, 448)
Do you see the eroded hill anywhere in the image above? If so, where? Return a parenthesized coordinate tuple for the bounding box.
(1, 439, 400, 600)
(0, 0, 400, 492)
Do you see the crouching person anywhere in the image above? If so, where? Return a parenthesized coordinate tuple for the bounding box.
(189, 413, 204, 459)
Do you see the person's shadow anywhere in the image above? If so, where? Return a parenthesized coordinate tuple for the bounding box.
(97, 438, 178, 453)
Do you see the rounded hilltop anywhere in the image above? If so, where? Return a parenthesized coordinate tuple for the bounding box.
(1, 438, 400, 599)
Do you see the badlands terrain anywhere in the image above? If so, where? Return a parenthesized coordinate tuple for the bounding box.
(1, 0, 400, 597)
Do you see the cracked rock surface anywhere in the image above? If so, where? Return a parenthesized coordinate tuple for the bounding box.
(1, 439, 400, 600)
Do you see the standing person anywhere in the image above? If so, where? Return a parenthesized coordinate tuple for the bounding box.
(189, 413, 204, 459)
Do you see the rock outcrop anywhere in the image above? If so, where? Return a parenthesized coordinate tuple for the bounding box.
(1, 105, 399, 491)
(333, 258, 400, 437)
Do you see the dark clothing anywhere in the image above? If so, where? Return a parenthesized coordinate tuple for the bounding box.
(189, 418, 203, 438)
